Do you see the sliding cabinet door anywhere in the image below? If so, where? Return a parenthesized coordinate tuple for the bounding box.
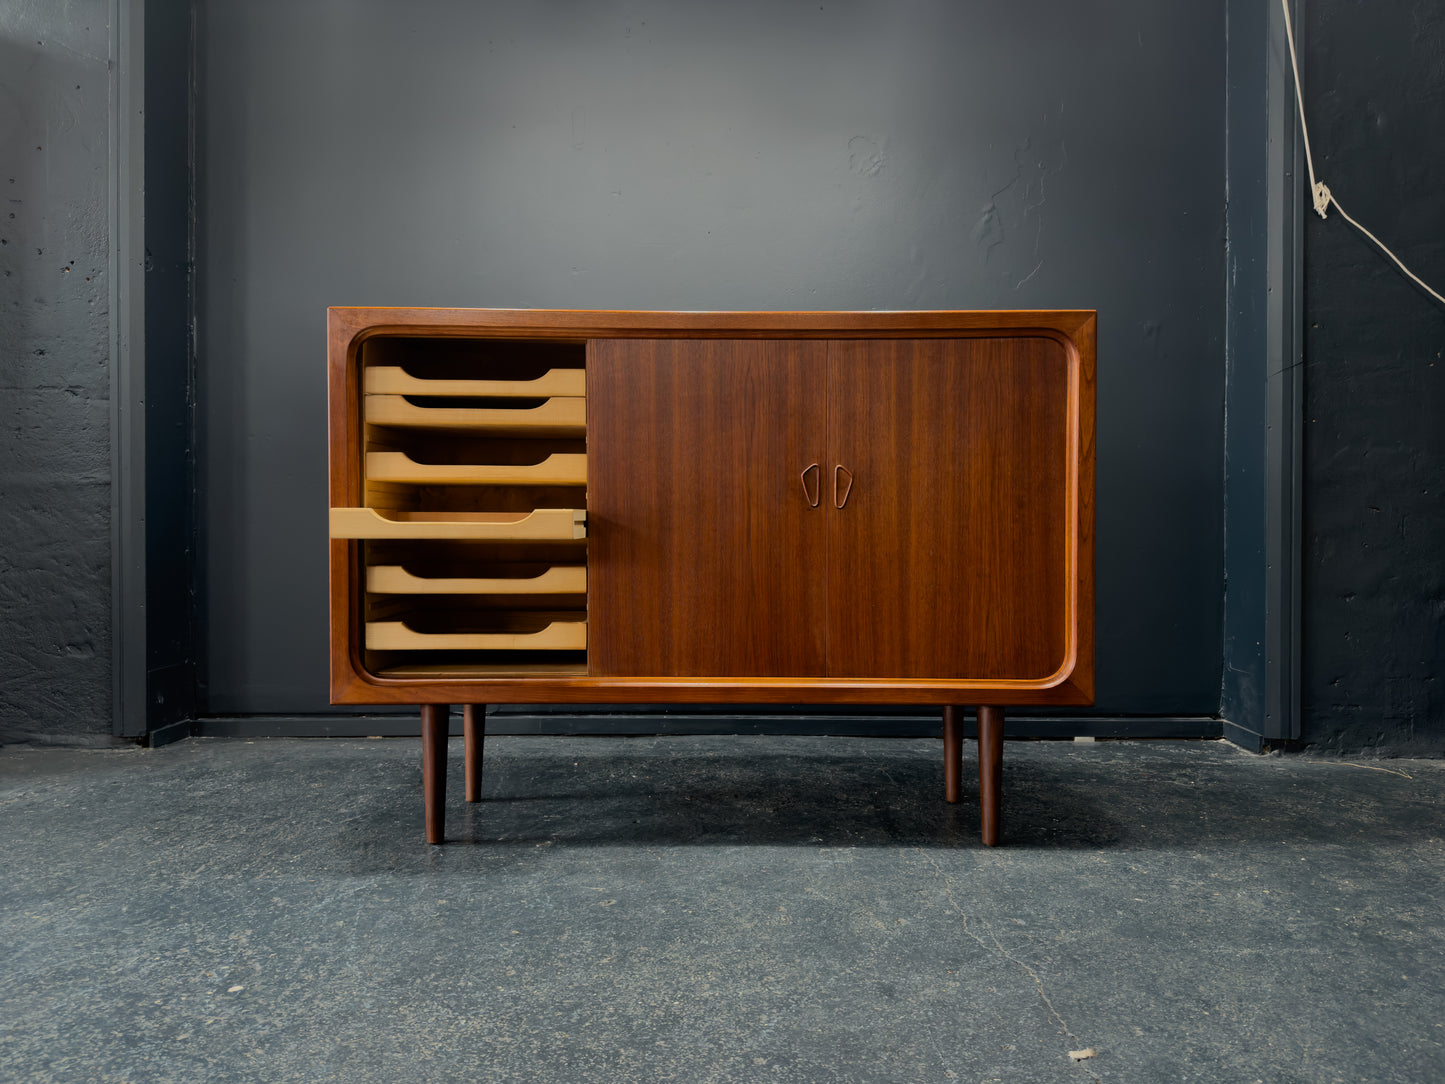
(588, 339, 828, 676)
(826, 338, 1072, 680)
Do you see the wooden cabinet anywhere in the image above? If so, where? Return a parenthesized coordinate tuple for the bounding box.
(328, 309, 1096, 846)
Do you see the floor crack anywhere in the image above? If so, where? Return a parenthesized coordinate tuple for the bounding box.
(919, 851, 1101, 1081)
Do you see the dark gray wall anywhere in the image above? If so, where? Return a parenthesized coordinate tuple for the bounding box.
(1300, 1, 1445, 754)
(1221, 0, 1308, 752)
(0, 3, 113, 744)
(195, 0, 1228, 718)
(142, 0, 199, 732)
(1220, 0, 1271, 739)
(11, 1, 1439, 751)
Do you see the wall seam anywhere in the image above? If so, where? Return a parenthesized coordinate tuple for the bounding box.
(109, 0, 147, 739)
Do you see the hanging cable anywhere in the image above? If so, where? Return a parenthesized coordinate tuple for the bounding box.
(1279, 0, 1445, 307)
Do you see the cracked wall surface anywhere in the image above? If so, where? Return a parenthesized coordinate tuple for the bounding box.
(0, 2, 112, 742)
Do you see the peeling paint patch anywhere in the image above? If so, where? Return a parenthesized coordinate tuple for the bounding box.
(846, 135, 885, 177)
(973, 121, 1067, 294)
(972, 202, 1004, 254)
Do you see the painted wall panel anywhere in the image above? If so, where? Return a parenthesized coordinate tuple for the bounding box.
(1300, 0, 1445, 754)
(0, 3, 112, 743)
(195, 0, 1228, 716)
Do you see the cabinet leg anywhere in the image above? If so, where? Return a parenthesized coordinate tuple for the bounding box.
(977, 705, 1003, 846)
(463, 704, 486, 803)
(942, 705, 963, 804)
(421, 704, 449, 845)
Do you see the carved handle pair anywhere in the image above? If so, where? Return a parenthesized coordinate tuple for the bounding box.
(800, 463, 853, 509)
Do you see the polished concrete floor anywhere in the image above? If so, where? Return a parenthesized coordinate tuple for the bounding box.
(2, 735, 1442, 1083)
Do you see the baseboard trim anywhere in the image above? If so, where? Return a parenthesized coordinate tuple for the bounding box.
(145, 718, 195, 748)
(191, 712, 1222, 741)
(1221, 718, 1266, 753)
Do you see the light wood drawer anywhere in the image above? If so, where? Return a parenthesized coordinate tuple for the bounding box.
(330, 507, 587, 540)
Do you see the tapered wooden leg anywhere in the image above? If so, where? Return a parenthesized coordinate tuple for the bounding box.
(942, 705, 963, 803)
(463, 704, 486, 803)
(421, 704, 449, 845)
(977, 705, 1004, 846)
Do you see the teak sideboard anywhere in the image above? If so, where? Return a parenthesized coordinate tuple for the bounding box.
(328, 308, 1095, 846)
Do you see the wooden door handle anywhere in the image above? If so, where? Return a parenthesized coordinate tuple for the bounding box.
(800, 463, 821, 508)
(833, 465, 854, 508)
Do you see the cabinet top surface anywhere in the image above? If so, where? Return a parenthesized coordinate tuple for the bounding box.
(327, 307, 1097, 341)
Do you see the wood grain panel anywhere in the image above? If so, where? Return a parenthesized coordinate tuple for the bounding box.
(588, 339, 827, 676)
(364, 393, 586, 435)
(365, 450, 587, 486)
(364, 366, 585, 398)
(367, 619, 586, 652)
(329, 507, 585, 540)
(366, 563, 586, 595)
(826, 338, 1070, 680)
(328, 306, 1097, 344)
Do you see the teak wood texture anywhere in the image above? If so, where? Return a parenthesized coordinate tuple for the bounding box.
(364, 393, 586, 435)
(825, 338, 1070, 681)
(587, 339, 829, 677)
(364, 366, 586, 398)
(327, 308, 1095, 707)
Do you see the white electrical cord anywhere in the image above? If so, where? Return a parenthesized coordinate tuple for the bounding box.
(1280, 0, 1445, 307)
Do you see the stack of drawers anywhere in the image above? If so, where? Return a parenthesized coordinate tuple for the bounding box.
(329, 338, 588, 676)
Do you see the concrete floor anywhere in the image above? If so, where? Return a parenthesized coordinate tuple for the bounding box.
(1, 735, 1442, 1084)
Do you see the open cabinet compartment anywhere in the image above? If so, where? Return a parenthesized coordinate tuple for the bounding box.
(333, 335, 589, 678)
